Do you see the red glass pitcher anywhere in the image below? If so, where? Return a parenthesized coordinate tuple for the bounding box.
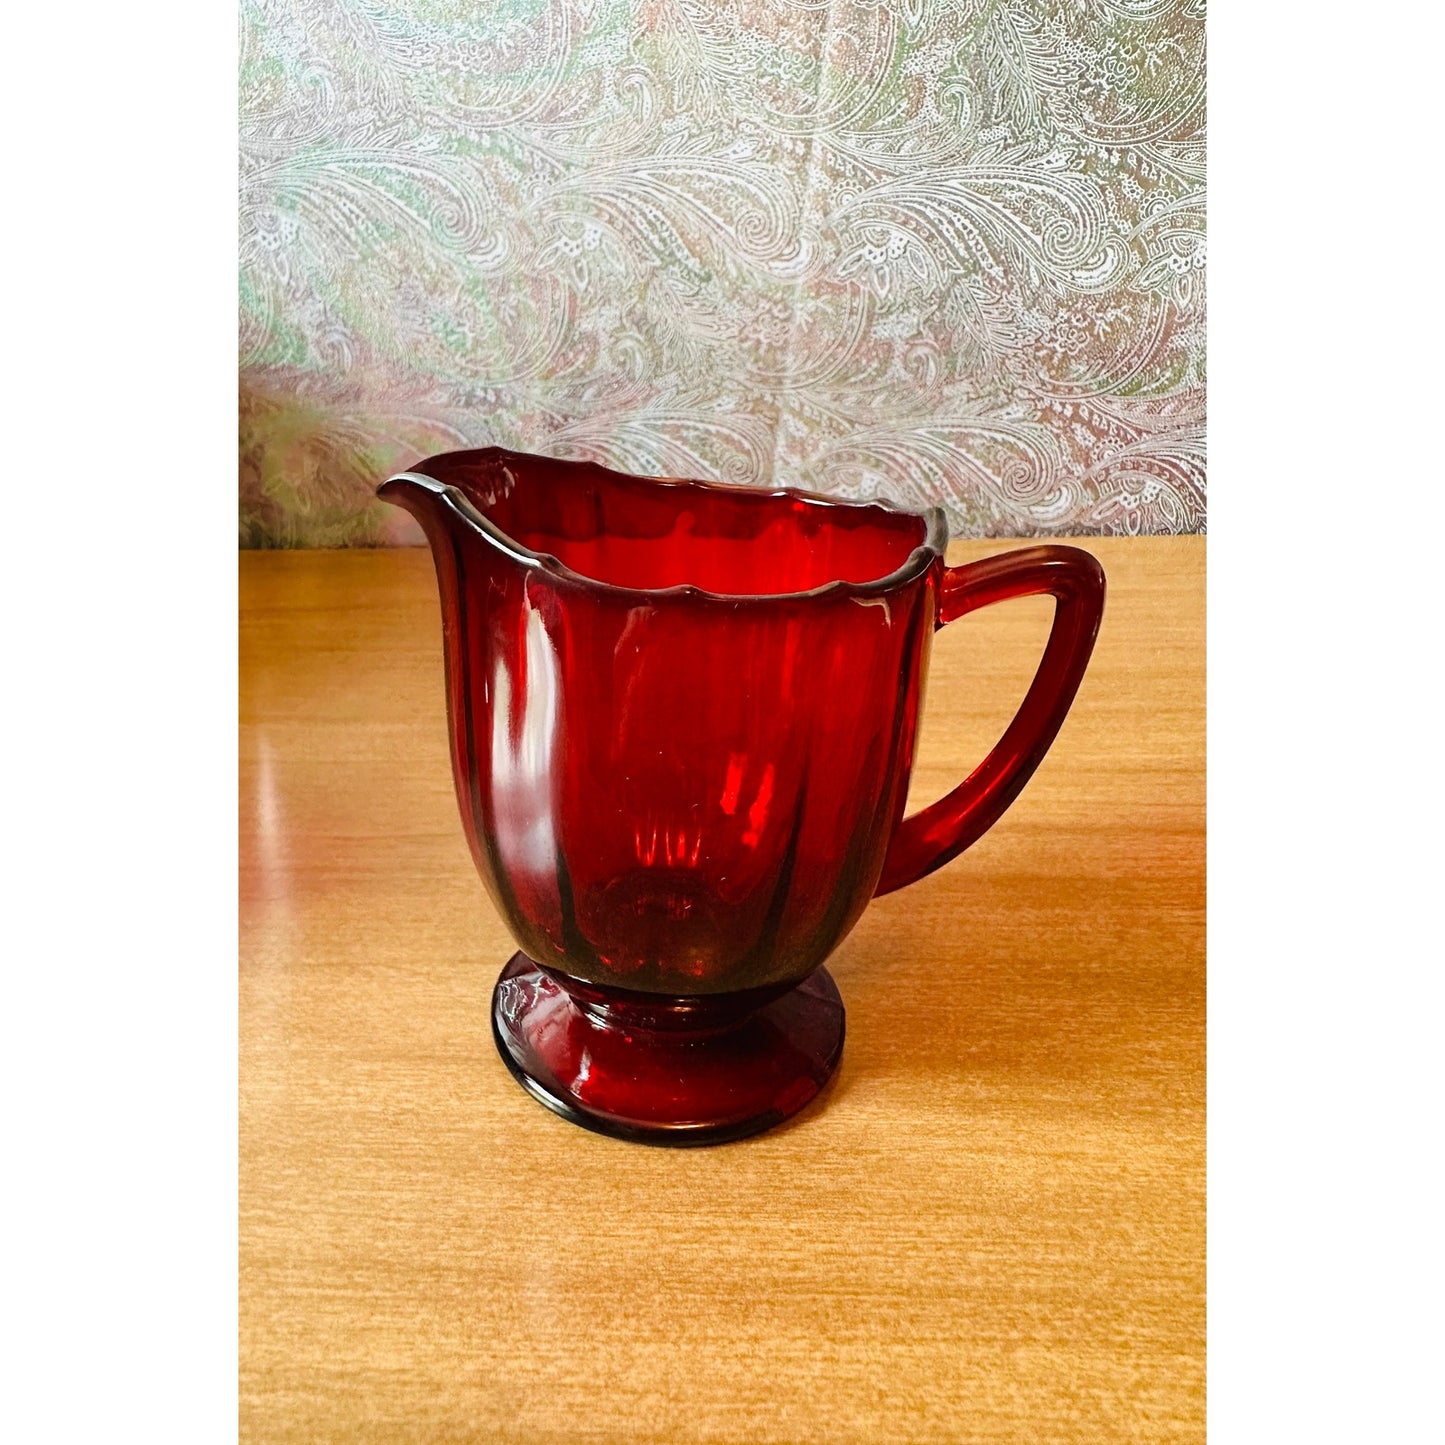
(381, 448, 1105, 1145)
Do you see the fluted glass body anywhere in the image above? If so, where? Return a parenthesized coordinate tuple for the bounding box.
(385, 449, 939, 996)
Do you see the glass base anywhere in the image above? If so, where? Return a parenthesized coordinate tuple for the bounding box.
(491, 953, 846, 1146)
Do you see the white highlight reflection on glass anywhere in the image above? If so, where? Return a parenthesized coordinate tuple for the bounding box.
(490, 595, 560, 878)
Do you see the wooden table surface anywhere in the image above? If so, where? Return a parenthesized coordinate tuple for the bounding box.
(241, 535, 1204, 1444)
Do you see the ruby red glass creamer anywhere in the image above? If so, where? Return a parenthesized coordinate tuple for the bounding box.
(381, 448, 1105, 1145)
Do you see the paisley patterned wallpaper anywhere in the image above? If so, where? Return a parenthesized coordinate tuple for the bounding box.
(239, 0, 1205, 546)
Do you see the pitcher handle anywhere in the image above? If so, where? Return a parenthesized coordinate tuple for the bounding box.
(875, 545, 1106, 897)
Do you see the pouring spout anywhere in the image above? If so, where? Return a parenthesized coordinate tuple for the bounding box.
(377, 470, 494, 555)
(377, 470, 447, 509)
(378, 453, 532, 565)
(379, 469, 466, 529)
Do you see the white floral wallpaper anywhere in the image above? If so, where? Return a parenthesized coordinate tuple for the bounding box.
(240, 0, 1205, 546)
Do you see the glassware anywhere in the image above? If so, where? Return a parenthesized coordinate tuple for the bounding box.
(380, 448, 1105, 1144)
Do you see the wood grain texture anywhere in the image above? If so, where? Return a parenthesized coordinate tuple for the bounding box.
(241, 537, 1204, 1444)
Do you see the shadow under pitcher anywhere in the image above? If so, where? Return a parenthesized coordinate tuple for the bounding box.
(381, 448, 1105, 1145)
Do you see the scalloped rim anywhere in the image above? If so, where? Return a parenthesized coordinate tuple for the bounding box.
(380, 448, 948, 604)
